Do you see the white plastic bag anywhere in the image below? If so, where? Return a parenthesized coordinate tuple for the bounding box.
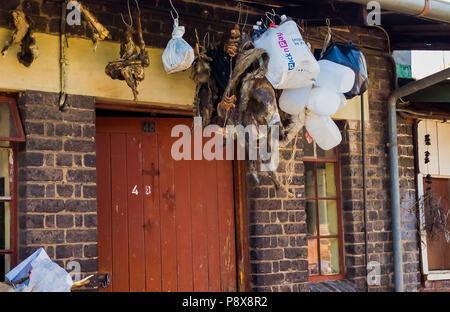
(279, 83, 312, 115)
(254, 19, 319, 89)
(306, 86, 341, 116)
(305, 110, 342, 150)
(162, 18, 194, 74)
(6, 247, 73, 292)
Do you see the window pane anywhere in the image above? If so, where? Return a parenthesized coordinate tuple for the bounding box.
(306, 201, 317, 235)
(317, 162, 336, 198)
(303, 137, 315, 158)
(0, 149, 11, 198)
(0, 202, 11, 250)
(308, 238, 319, 276)
(304, 162, 315, 198)
(318, 200, 338, 236)
(0, 102, 20, 139)
(0, 254, 11, 282)
(320, 238, 340, 275)
(317, 145, 336, 159)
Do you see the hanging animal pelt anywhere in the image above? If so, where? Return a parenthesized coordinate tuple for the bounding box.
(191, 35, 218, 127)
(1, 9, 39, 67)
(216, 35, 282, 188)
(105, 0, 149, 101)
(78, 2, 111, 51)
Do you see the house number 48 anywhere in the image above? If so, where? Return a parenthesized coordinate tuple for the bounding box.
(131, 185, 151, 196)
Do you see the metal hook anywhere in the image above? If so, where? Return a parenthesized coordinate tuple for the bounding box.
(121, 0, 133, 28)
(169, 0, 180, 21)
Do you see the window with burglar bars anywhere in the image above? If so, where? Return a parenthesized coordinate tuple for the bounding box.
(0, 96, 24, 282)
(303, 136, 345, 281)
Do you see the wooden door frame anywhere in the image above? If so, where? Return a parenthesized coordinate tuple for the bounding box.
(95, 103, 252, 292)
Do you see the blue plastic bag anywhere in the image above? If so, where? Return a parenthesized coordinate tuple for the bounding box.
(321, 41, 369, 99)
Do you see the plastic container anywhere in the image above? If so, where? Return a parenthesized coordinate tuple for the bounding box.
(338, 93, 347, 111)
(254, 19, 319, 89)
(279, 83, 313, 115)
(314, 60, 356, 93)
(305, 111, 342, 150)
(306, 86, 341, 116)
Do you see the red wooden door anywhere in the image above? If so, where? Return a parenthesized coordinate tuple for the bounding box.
(96, 117, 237, 292)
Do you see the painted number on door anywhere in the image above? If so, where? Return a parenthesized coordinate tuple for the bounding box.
(131, 185, 152, 196)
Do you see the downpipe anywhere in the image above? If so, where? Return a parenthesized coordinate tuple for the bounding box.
(388, 67, 450, 292)
(339, 0, 450, 24)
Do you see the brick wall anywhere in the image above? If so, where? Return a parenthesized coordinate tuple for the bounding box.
(248, 138, 308, 292)
(0, 0, 260, 49)
(17, 91, 97, 282)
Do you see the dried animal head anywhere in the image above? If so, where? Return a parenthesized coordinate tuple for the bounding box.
(105, 0, 149, 101)
(224, 24, 241, 58)
(191, 43, 212, 84)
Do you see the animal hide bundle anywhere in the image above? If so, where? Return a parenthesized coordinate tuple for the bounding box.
(191, 42, 217, 127)
(105, 2, 149, 101)
(1, 9, 39, 67)
(217, 42, 282, 188)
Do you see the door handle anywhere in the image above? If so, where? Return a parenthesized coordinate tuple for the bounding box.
(98, 274, 110, 288)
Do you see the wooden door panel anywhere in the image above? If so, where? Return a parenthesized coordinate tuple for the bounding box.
(97, 132, 112, 292)
(142, 134, 162, 291)
(126, 134, 146, 291)
(174, 155, 194, 292)
(110, 133, 130, 292)
(217, 160, 238, 292)
(97, 117, 237, 292)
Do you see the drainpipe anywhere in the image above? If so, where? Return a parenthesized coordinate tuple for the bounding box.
(338, 0, 450, 24)
(388, 67, 450, 292)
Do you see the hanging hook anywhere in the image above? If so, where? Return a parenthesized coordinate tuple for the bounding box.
(169, 0, 180, 21)
(265, 11, 275, 24)
(121, 0, 133, 28)
(242, 4, 249, 32)
(203, 32, 210, 49)
(236, 2, 243, 25)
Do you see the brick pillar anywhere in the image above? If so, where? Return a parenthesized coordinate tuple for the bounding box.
(17, 91, 97, 281)
(248, 137, 309, 292)
(397, 117, 421, 291)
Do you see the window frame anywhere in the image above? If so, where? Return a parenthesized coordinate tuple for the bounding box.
(0, 95, 21, 281)
(0, 143, 18, 279)
(304, 146, 345, 282)
(0, 96, 25, 142)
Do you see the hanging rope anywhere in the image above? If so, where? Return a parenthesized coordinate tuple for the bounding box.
(282, 134, 299, 199)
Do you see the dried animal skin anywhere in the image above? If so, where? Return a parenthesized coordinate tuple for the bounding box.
(79, 3, 110, 51)
(1, 10, 39, 67)
(191, 43, 217, 126)
(18, 29, 39, 67)
(279, 109, 306, 148)
(1, 10, 28, 57)
(105, 3, 149, 101)
(105, 29, 145, 100)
